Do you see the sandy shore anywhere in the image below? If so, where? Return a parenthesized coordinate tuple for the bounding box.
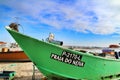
(0, 62, 44, 80)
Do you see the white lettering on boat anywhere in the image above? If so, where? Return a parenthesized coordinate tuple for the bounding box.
(51, 54, 64, 62)
(62, 51, 82, 60)
(50, 51, 85, 67)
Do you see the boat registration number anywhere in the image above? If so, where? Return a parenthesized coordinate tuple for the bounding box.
(50, 51, 85, 67)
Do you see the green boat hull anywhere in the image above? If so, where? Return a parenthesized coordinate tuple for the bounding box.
(6, 27, 120, 80)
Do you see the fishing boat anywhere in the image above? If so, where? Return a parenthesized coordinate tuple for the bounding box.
(6, 26, 120, 80)
(0, 50, 30, 62)
(0, 42, 30, 62)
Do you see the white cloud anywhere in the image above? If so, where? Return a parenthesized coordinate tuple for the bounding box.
(1, 0, 120, 35)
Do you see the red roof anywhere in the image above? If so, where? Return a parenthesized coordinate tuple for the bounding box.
(0, 41, 6, 44)
(109, 44, 119, 48)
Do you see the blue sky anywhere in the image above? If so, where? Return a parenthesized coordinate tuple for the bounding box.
(0, 0, 120, 47)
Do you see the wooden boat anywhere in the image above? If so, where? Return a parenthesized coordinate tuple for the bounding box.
(0, 50, 30, 62)
(6, 26, 120, 80)
(0, 41, 30, 62)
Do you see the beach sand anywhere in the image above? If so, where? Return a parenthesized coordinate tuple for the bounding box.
(0, 62, 44, 80)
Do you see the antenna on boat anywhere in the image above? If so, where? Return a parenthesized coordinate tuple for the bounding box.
(14, 17, 19, 24)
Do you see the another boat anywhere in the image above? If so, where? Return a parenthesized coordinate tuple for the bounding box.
(0, 71, 16, 80)
(6, 26, 120, 80)
(0, 50, 30, 62)
(0, 42, 30, 62)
